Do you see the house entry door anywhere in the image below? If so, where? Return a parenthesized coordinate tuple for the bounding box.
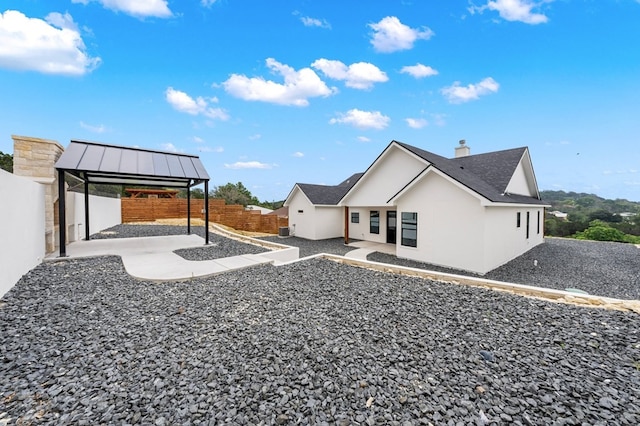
(386, 211, 397, 244)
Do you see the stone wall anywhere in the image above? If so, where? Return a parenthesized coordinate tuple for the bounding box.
(12, 135, 65, 253)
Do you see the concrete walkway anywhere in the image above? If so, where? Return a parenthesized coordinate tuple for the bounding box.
(344, 241, 396, 260)
(45, 234, 281, 281)
(43, 230, 398, 282)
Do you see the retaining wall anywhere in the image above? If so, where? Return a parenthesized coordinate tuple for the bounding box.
(66, 192, 122, 242)
(0, 169, 45, 298)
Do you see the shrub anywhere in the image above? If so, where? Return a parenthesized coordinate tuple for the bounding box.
(573, 220, 640, 243)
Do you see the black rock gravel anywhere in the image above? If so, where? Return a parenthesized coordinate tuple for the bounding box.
(91, 224, 208, 240)
(1, 256, 639, 425)
(368, 238, 640, 300)
(259, 236, 357, 258)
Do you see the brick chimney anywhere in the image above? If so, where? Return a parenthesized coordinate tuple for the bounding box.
(455, 139, 470, 158)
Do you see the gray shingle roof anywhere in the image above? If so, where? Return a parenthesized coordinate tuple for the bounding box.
(395, 141, 545, 205)
(55, 140, 209, 188)
(296, 173, 363, 205)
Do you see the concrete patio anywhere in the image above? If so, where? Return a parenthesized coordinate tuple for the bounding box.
(45, 234, 297, 281)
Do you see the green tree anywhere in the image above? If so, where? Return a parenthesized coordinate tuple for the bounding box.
(177, 188, 205, 199)
(588, 209, 621, 223)
(0, 151, 13, 173)
(212, 182, 258, 206)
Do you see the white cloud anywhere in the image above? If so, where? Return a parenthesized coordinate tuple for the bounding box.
(405, 118, 428, 129)
(0, 10, 101, 76)
(192, 136, 205, 143)
(357, 136, 371, 143)
(248, 134, 262, 140)
(165, 87, 229, 120)
(400, 63, 438, 78)
(160, 142, 183, 153)
(292, 152, 304, 158)
(71, 0, 172, 18)
(224, 161, 273, 169)
(329, 109, 390, 130)
(311, 59, 388, 90)
(197, 145, 224, 153)
(441, 77, 499, 103)
(368, 16, 434, 53)
(469, 0, 550, 24)
(603, 169, 638, 175)
(80, 121, 107, 133)
(300, 16, 331, 29)
(201, 0, 217, 7)
(431, 113, 446, 126)
(223, 58, 337, 106)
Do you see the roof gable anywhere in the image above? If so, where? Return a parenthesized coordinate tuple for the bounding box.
(289, 172, 363, 206)
(339, 141, 429, 205)
(393, 141, 545, 205)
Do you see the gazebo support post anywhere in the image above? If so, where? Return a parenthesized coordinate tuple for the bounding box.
(58, 169, 67, 257)
(204, 181, 209, 245)
(187, 185, 191, 235)
(84, 179, 90, 241)
(344, 206, 349, 245)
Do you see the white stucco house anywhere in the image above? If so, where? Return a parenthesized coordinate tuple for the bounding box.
(284, 140, 550, 275)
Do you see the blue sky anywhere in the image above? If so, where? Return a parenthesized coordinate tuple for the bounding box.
(1, 1, 639, 202)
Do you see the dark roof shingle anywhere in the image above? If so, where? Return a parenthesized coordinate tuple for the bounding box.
(396, 141, 545, 205)
(296, 173, 363, 205)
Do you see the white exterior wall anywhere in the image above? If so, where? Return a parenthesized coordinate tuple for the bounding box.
(396, 172, 486, 274)
(347, 207, 395, 243)
(0, 169, 45, 298)
(343, 146, 425, 207)
(483, 206, 545, 272)
(66, 192, 122, 242)
(287, 190, 317, 239)
(314, 206, 344, 240)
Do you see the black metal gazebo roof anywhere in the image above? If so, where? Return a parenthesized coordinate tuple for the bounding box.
(55, 140, 211, 256)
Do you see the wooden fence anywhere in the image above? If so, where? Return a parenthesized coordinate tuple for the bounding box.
(121, 198, 288, 234)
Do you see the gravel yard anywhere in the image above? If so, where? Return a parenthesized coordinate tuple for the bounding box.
(368, 238, 640, 300)
(1, 255, 639, 425)
(259, 236, 359, 259)
(1, 225, 640, 424)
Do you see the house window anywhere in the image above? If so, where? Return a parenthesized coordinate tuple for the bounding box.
(401, 212, 418, 247)
(370, 211, 379, 234)
(526, 211, 530, 239)
(298, 210, 304, 214)
(516, 212, 521, 228)
(351, 212, 359, 223)
(537, 211, 540, 234)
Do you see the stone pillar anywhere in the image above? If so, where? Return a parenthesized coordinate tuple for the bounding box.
(12, 135, 65, 254)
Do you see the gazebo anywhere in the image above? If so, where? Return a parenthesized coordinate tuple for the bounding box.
(55, 140, 211, 256)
